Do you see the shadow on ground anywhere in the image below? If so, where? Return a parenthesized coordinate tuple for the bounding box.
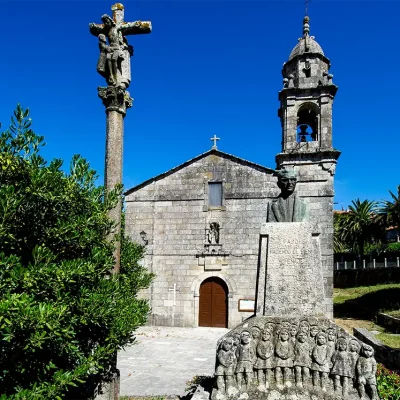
(180, 376, 213, 400)
(334, 288, 400, 319)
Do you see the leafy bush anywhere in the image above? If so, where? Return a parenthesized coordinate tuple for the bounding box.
(377, 364, 400, 400)
(0, 105, 154, 399)
(385, 242, 400, 254)
(365, 242, 387, 257)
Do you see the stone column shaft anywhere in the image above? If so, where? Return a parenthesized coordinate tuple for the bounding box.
(98, 86, 133, 274)
(105, 110, 124, 274)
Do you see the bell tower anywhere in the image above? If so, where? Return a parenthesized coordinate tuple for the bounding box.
(278, 16, 340, 155)
(276, 16, 340, 317)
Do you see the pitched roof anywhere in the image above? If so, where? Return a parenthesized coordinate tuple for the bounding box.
(124, 149, 275, 195)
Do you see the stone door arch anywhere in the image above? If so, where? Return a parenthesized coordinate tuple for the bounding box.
(199, 277, 228, 328)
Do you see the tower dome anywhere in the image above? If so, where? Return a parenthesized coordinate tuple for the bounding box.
(288, 16, 325, 60)
(281, 16, 333, 92)
(289, 35, 324, 60)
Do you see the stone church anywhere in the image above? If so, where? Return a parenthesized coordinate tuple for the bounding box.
(125, 16, 340, 329)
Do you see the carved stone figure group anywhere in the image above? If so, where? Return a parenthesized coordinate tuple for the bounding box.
(90, 7, 151, 90)
(214, 317, 379, 400)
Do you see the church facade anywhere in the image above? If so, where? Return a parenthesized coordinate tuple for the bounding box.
(125, 16, 340, 328)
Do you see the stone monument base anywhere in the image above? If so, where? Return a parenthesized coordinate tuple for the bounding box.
(256, 223, 325, 317)
(206, 316, 379, 400)
(212, 386, 361, 400)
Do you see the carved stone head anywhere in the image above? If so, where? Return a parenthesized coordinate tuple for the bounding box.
(316, 332, 327, 345)
(299, 320, 310, 334)
(265, 321, 275, 333)
(309, 324, 319, 338)
(350, 339, 360, 354)
(280, 320, 291, 331)
(279, 329, 290, 342)
(361, 344, 374, 358)
(337, 337, 348, 351)
(232, 333, 240, 348)
(101, 14, 116, 28)
(240, 331, 251, 345)
(327, 328, 336, 342)
(251, 326, 261, 340)
(261, 330, 272, 342)
(221, 337, 233, 351)
(297, 331, 308, 343)
(290, 324, 298, 338)
(98, 33, 107, 44)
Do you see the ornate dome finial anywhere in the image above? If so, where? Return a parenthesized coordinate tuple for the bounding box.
(303, 15, 310, 37)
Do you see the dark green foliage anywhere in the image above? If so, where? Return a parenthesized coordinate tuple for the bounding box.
(0, 105, 154, 399)
(381, 186, 400, 233)
(334, 199, 385, 257)
(386, 242, 400, 254)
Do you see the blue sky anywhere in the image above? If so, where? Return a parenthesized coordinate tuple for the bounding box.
(2, 1, 399, 210)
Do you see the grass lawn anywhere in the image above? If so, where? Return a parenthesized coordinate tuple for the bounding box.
(333, 283, 400, 319)
(385, 310, 400, 318)
(334, 283, 400, 306)
(375, 332, 400, 349)
(333, 283, 400, 349)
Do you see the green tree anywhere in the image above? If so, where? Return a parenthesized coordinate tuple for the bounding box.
(381, 185, 400, 230)
(0, 105, 154, 399)
(333, 212, 351, 254)
(336, 199, 383, 258)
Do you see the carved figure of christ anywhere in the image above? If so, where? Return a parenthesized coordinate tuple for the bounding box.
(90, 3, 151, 88)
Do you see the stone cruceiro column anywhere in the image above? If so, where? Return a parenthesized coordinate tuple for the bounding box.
(89, 5, 151, 400)
(89, 3, 151, 273)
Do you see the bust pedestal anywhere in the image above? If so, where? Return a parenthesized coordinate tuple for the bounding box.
(256, 222, 326, 318)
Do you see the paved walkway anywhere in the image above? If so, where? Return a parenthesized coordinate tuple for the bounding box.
(118, 326, 228, 397)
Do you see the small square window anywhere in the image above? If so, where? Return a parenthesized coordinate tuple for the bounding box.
(208, 182, 222, 207)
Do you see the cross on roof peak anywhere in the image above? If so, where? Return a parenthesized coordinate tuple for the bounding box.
(210, 135, 220, 150)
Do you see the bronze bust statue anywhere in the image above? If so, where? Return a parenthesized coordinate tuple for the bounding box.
(267, 169, 308, 222)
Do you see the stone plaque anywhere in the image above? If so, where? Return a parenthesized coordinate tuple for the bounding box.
(256, 222, 325, 317)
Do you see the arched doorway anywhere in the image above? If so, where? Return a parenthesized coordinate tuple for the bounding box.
(199, 277, 228, 328)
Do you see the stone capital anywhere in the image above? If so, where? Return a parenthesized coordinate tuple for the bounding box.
(98, 86, 133, 115)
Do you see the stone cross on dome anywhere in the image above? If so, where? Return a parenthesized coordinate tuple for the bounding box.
(210, 134, 220, 150)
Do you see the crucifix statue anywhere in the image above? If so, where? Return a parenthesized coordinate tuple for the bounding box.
(89, 3, 152, 274)
(90, 3, 151, 90)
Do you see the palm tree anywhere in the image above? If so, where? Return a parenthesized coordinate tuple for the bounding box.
(334, 212, 352, 254)
(339, 199, 380, 258)
(380, 185, 400, 231)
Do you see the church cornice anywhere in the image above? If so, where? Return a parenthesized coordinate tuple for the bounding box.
(283, 52, 331, 69)
(276, 149, 341, 164)
(279, 85, 338, 100)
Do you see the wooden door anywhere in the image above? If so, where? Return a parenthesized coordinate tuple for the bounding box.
(199, 277, 228, 328)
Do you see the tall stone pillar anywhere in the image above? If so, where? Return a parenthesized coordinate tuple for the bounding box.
(89, 4, 152, 398)
(90, 3, 151, 273)
(98, 86, 133, 273)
